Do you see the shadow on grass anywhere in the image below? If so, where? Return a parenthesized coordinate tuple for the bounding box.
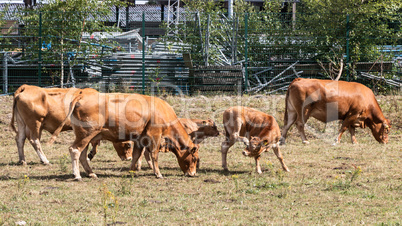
(0, 161, 43, 167)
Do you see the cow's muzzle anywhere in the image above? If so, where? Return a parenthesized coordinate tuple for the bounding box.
(185, 172, 196, 177)
(121, 156, 132, 161)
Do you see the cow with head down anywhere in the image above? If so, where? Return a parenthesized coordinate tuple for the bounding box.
(50, 89, 199, 180)
(9, 85, 132, 166)
(137, 118, 219, 170)
(280, 78, 391, 145)
(221, 106, 290, 174)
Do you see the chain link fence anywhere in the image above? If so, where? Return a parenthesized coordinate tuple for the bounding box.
(1, 6, 401, 95)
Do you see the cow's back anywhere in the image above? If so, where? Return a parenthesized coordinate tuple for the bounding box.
(223, 106, 279, 138)
(179, 118, 198, 134)
(14, 85, 83, 133)
(287, 78, 379, 121)
(15, 85, 49, 126)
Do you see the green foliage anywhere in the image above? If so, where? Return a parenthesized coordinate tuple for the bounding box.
(58, 153, 69, 173)
(0, 4, 13, 52)
(300, 0, 402, 76)
(19, 0, 126, 86)
(165, 0, 401, 83)
(100, 183, 119, 225)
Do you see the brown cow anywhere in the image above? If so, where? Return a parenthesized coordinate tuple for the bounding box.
(221, 106, 290, 174)
(9, 85, 132, 165)
(137, 118, 219, 170)
(50, 90, 199, 180)
(280, 78, 391, 145)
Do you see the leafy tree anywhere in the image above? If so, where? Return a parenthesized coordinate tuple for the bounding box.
(20, 0, 126, 87)
(165, 0, 401, 83)
(299, 0, 402, 79)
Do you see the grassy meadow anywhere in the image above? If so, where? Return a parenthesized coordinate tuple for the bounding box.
(0, 94, 401, 225)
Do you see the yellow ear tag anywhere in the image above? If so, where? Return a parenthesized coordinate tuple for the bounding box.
(264, 141, 269, 146)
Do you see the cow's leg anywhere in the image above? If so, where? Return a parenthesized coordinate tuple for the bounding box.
(227, 117, 249, 145)
(144, 149, 153, 169)
(15, 123, 27, 165)
(137, 148, 153, 170)
(335, 116, 358, 144)
(69, 131, 101, 180)
(255, 155, 262, 174)
(87, 139, 101, 161)
(78, 145, 97, 178)
(280, 105, 298, 145)
(69, 146, 82, 180)
(134, 148, 143, 171)
(150, 149, 162, 178)
(348, 127, 358, 144)
(272, 143, 290, 172)
(294, 119, 309, 144)
(130, 144, 144, 172)
(28, 127, 50, 165)
(221, 137, 235, 172)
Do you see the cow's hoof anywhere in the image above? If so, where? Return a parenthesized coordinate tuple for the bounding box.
(156, 175, 163, 179)
(88, 173, 98, 179)
(42, 161, 51, 166)
(18, 160, 27, 166)
(283, 167, 290, 172)
(332, 142, 337, 146)
(256, 170, 262, 174)
(74, 177, 83, 182)
(302, 140, 310, 145)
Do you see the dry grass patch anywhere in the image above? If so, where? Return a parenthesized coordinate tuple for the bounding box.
(0, 94, 401, 225)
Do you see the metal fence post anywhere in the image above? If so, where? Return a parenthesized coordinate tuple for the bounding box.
(205, 14, 210, 66)
(38, 11, 42, 87)
(244, 13, 249, 92)
(346, 14, 350, 81)
(3, 53, 7, 94)
(142, 12, 145, 94)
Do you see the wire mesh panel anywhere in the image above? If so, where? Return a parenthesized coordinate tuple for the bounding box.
(1, 4, 401, 95)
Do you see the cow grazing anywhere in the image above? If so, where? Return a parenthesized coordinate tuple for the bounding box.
(138, 118, 219, 170)
(9, 85, 132, 165)
(50, 90, 199, 180)
(280, 78, 391, 145)
(221, 106, 290, 174)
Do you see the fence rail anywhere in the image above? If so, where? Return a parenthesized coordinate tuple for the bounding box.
(1, 9, 401, 95)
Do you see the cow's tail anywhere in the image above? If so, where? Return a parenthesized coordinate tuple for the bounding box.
(9, 85, 27, 134)
(283, 78, 302, 125)
(48, 91, 82, 144)
(284, 78, 302, 126)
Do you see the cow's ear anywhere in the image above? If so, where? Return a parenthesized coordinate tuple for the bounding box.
(262, 138, 270, 146)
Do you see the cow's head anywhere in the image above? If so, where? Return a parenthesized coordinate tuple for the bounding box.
(198, 119, 220, 137)
(177, 144, 200, 177)
(242, 136, 270, 157)
(112, 141, 133, 161)
(370, 119, 391, 144)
